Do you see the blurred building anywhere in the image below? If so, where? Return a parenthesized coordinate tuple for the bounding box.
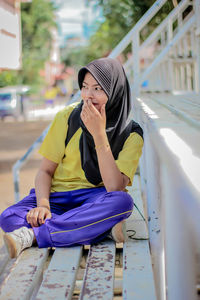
(54, 0, 103, 48)
(0, 0, 30, 71)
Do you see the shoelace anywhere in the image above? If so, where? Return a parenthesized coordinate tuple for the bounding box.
(14, 228, 32, 248)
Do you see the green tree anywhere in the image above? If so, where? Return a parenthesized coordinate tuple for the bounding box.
(20, 0, 56, 85)
(62, 0, 176, 68)
(88, 0, 175, 58)
(0, 0, 56, 88)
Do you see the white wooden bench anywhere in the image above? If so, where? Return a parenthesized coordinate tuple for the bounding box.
(0, 174, 156, 299)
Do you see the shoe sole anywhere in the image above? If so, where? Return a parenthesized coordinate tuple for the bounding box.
(3, 234, 17, 258)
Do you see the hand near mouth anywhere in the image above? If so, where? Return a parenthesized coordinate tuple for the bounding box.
(81, 99, 106, 138)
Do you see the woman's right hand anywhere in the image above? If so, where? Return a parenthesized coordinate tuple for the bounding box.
(26, 207, 52, 227)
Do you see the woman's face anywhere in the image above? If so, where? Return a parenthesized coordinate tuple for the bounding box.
(81, 72, 108, 112)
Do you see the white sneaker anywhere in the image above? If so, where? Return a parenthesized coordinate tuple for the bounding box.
(108, 220, 127, 243)
(4, 227, 34, 258)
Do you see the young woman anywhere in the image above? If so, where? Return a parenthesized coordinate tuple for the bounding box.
(0, 58, 143, 258)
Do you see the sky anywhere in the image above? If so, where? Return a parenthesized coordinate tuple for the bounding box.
(53, 0, 104, 47)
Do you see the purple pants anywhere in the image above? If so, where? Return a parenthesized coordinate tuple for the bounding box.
(0, 187, 133, 248)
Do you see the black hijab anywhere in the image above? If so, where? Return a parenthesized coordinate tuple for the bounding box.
(66, 57, 143, 185)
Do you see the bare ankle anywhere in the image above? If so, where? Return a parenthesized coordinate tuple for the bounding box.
(29, 229, 37, 244)
(112, 220, 127, 243)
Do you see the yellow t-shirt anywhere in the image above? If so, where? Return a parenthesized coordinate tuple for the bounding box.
(39, 102, 143, 192)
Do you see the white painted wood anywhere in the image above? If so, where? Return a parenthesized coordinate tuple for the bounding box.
(177, 35, 183, 57)
(13, 125, 51, 203)
(75, 278, 123, 294)
(183, 36, 188, 57)
(186, 63, 192, 90)
(174, 62, 179, 90)
(132, 31, 140, 97)
(180, 64, 185, 90)
(0, 246, 9, 276)
(79, 241, 115, 300)
(142, 123, 166, 300)
(194, 0, 200, 92)
(145, 92, 200, 127)
(0, 248, 16, 287)
(161, 165, 197, 300)
(127, 175, 149, 240)
(125, 0, 190, 67)
(135, 91, 200, 299)
(0, 247, 49, 300)
(140, 16, 195, 85)
(123, 240, 156, 300)
(36, 246, 82, 300)
(128, 175, 145, 216)
(109, 0, 168, 59)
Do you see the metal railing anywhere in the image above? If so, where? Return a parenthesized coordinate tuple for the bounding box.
(12, 0, 200, 299)
(12, 91, 81, 203)
(124, 0, 198, 94)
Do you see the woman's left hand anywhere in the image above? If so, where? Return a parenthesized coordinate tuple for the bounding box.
(81, 100, 106, 138)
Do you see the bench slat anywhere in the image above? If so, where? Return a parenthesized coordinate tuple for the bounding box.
(0, 246, 10, 276)
(123, 240, 156, 300)
(127, 175, 149, 240)
(0, 256, 17, 287)
(36, 246, 82, 300)
(124, 175, 155, 299)
(80, 241, 115, 300)
(128, 175, 145, 217)
(0, 247, 49, 300)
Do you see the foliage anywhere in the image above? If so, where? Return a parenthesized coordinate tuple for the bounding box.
(62, 0, 175, 67)
(0, 0, 56, 88)
(0, 70, 18, 87)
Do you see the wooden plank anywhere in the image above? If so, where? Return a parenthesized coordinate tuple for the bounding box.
(127, 175, 149, 240)
(126, 219, 148, 240)
(0, 247, 49, 300)
(36, 246, 82, 300)
(147, 93, 200, 124)
(123, 240, 156, 300)
(80, 241, 115, 300)
(0, 256, 17, 287)
(0, 246, 10, 275)
(128, 175, 146, 218)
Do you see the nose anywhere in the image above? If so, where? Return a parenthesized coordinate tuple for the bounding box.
(85, 87, 94, 99)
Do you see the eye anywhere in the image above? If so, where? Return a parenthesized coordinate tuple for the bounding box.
(82, 85, 87, 89)
(95, 86, 102, 91)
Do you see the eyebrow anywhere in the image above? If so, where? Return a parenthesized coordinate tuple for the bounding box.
(82, 81, 101, 87)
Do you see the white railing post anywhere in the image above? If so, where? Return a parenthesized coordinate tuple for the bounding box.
(143, 131, 166, 300)
(194, 0, 200, 93)
(140, 16, 195, 86)
(109, 0, 167, 59)
(132, 31, 140, 100)
(135, 97, 167, 300)
(161, 165, 197, 300)
(167, 19, 174, 91)
(12, 125, 50, 202)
